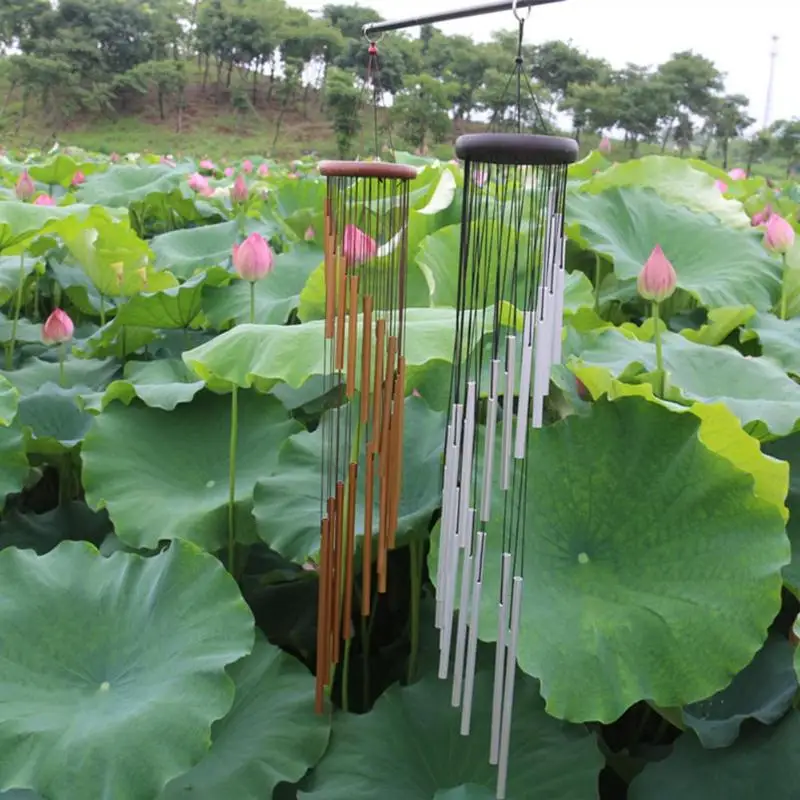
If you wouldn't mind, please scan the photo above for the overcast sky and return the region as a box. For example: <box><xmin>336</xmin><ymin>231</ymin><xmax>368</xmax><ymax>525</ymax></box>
<box><xmin>297</xmin><ymin>0</ymin><xmax>799</xmax><ymax>125</ymax></box>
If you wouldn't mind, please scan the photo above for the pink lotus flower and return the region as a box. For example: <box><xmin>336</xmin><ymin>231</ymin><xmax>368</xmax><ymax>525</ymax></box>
<box><xmin>199</xmin><ymin>159</ymin><xmax>215</xmax><ymax>171</ymax></box>
<box><xmin>257</xmin><ymin>163</ymin><xmax>269</xmax><ymax>177</ymax></box>
<box><xmin>304</xmin><ymin>226</ymin><xmax>315</xmax><ymax>241</ymax></box>
<box><xmin>598</xmin><ymin>136</ymin><xmax>612</xmax><ymax>154</ymax></box>
<box><xmin>637</xmin><ymin>244</ymin><xmax>677</xmax><ymax>303</ymax></box>
<box><xmin>728</xmin><ymin>168</ymin><xmax>747</xmax><ymax>180</ymax></box>
<box><xmin>714</xmin><ymin>180</ymin><xmax>728</xmax><ymax>193</ymax></box>
<box><xmin>764</xmin><ymin>214</ymin><xmax>796</xmax><ymax>255</ymax></box>
<box><xmin>42</xmin><ymin>309</ymin><xmax>74</xmax><ymax>344</ymax></box>
<box><xmin>233</xmin><ymin>232</ymin><xmax>274</xmax><ymax>281</ymax></box>
<box><xmin>751</xmin><ymin>205</ymin><xmax>773</xmax><ymax>227</ymax></box>
<box><xmin>242</xmin><ymin>159</ymin><xmax>254</xmax><ymax>174</ymax></box>
<box><xmin>230</xmin><ymin>174</ymin><xmax>248</xmax><ymax>204</ymax></box>
<box><xmin>342</xmin><ymin>224</ymin><xmax>377</xmax><ymax>266</ymax></box>
<box><xmin>15</xmin><ymin>170</ymin><xmax>34</xmax><ymax>201</ymax></box>
<box><xmin>188</xmin><ymin>172</ymin><xmax>213</xmax><ymax>196</ymax></box>
<box><xmin>34</xmin><ymin>194</ymin><xmax>55</xmax><ymax>206</ymax></box>
<box><xmin>110</xmin><ymin>152</ymin><xmax>120</xmax><ymax>163</ymax></box>
<box><xmin>71</xmin><ymin>171</ymin><xmax>85</xmax><ymax>187</ymax></box>
<box><xmin>224</xmin><ymin>167</ymin><xmax>234</xmax><ymax>177</ymax></box>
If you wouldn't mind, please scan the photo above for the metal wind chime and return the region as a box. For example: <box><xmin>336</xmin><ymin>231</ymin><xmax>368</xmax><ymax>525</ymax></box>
<box><xmin>314</xmin><ymin>160</ymin><xmax>416</xmax><ymax>713</ymax></box>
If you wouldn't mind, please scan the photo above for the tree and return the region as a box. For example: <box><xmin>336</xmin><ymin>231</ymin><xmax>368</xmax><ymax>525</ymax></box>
<box><xmin>562</xmin><ymin>82</ymin><xmax>621</xmax><ymax>140</ymax></box>
<box><xmin>710</xmin><ymin>94</ymin><xmax>754</xmax><ymax>169</ymax></box>
<box><xmin>613</xmin><ymin>66</ymin><xmax>673</xmax><ymax>156</ymax></box>
<box><xmin>770</xmin><ymin>118</ymin><xmax>800</xmax><ymax>177</ymax></box>
<box><xmin>325</xmin><ymin>66</ymin><xmax>361</xmax><ymax>157</ymax></box>
<box><xmin>391</xmin><ymin>74</ymin><xmax>456</xmax><ymax>152</ymax></box>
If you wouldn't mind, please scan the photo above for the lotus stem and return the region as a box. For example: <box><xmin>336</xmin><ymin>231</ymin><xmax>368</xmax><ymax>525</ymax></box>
<box><xmin>779</xmin><ymin>254</ymin><xmax>788</xmax><ymax>320</ymax></box>
<box><xmin>652</xmin><ymin>301</ymin><xmax>665</xmax><ymax>397</ymax></box>
<box><xmin>59</xmin><ymin>343</ymin><xmax>66</xmax><ymax>387</ymax></box>
<box><xmin>249</xmin><ymin>281</ymin><xmax>255</xmax><ymax>324</ymax></box>
<box><xmin>227</xmin><ymin>384</ymin><xmax>239</xmax><ymax>576</ymax></box>
<box><xmin>6</xmin><ymin>253</ymin><xmax>26</xmax><ymax>370</ymax></box>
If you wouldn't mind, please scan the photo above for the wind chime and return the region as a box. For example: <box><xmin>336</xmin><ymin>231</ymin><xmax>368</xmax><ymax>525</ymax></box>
<box><xmin>431</xmin><ymin>4</ymin><xmax>577</xmax><ymax>799</ymax></box>
<box><xmin>314</xmin><ymin>159</ymin><xmax>416</xmax><ymax>713</ymax></box>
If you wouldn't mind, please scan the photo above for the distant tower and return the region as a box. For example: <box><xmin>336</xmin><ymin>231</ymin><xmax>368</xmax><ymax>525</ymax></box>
<box><xmin>763</xmin><ymin>35</ymin><xmax>779</xmax><ymax>128</ymax></box>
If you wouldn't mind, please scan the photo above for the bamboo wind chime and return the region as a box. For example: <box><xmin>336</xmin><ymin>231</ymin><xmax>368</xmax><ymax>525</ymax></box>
<box><xmin>315</xmin><ymin>161</ymin><xmax>416</xmax><ymax>713</ymax></box>
<box><xmin>435</xmin><ymin>133</ymin><xmax>578</xmax><ymax>798</ymax></box>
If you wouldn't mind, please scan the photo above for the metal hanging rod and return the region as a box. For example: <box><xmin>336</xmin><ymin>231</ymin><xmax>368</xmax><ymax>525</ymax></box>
<box><xmin>362</xmin><ymin>0</ymin><xmax>564</xmax><ymax>37</ymax></box>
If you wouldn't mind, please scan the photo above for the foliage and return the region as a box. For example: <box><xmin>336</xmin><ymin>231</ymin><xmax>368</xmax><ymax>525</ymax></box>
<box><xmin>0</xmin><ymin>141</ymin><xmax>797</xmax><ymax>800</ymax></box>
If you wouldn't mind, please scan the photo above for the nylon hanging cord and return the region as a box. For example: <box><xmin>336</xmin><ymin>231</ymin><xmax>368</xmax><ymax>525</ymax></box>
<box><xmin>515</xmin><ymin>18</ymin><xmax>525</xmax><ymax>133</ymax></box>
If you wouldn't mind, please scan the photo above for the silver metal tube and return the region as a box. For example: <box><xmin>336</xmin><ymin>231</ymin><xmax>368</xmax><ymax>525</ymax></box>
<box><xmin>501</xmin><ymin>336</ymin><xmax>515</xmax><ymax>490</ymax></box>
<box><xmin>461</xmin><ymin>531</ymin><xmax>486</xmax><ymax>735</ymax></box>
<box><xmin>490</xmin><ymin>553</ymin><xmax>512</xmax><ymax>765</ymax></box>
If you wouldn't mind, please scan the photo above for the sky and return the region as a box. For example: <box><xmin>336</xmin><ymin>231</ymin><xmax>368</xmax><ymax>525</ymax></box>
<box><xmin>296</xmin><ymin>0</ymin><xmax>799</xmax><ymax>126</ymax></box>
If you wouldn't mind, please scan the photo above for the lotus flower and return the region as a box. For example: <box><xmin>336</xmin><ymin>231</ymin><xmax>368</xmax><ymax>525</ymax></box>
<box><xmin>34</xmin><ymin>194</ymin><xmax>55</xmax><ymax>206</ymax></box>
<box><xmin>714</xmin><ymin>180</ymin><xmax>728</xmax><ymax>193</ymax></box>
<box><xmin>110</xmin><ymin>152</ymin><xmax>120</xmax><ymax>163</ymax></box>
<box><xmin>199</xmin><ymin>159</ymin><xmax>215</xmax><ymax>171</ymax></box>
<box><xmin>257</xmin><ymin>163</ymin><xmax>269</xmax><ymax>177</ymax></box>
<box><xmin>15</xmin><ymin>170</ymin><xmax>34</xmax><ymax>201</ymax></box>
<box><xmin>636</xmin><ymin>245</ymin><xmax>677</xmax><ymax>303</ymax></box>
<box><xmin>598</xmin><ymin>136</ymin><xmax>612</xmax><ymax>154</ymax></box>
<box><xmin>728</xmin><ymin>168</ymin><xmax>747</xmax><ymax>180</ymax></box>
<box><xmin>42</xmin><ymin>309</ymin><xmax>74</xmax><ymax>344</ymax></box>
<box><xmin>304</xmin><ymin>226</ymin><xmax>315</xmax><ymax>241</ymax></box>
<box><xmin>188</xmin><ymin>172</ymin><xmax>212</xmax><ymax>196</ymax></box>
<box><xmin>242</xmin><ymin>159</ymin><xmax>254</xmax><ymax>174</ymax></box>
<box><xmin>230</xmin><ymin>174</ymin><xmax>248</xmax><ymax>204</ymax></box>
<box><xmin>71</xmin><ymin>171</ymin><xmax>85</xmax><ymax>187</ymax></box>
<box><xmin>763</xmin><ymin>214</ymin><xmax>796</xmax><ymax>254</ymax></box>
<box><xmin>751</xmin><ymin>205</ymin><xmax>773</xmax><ymax>227</ymax></box>
<box><xmin>224</xmin><ymin>167</ymin><xmax>234</xmax><ymax>177</ymax></box>
<box><xmin>233</xmin><ymin>232</ymin><xmax>274</xmax><ymax>281</ymax></box>
<box><xmin>342</xmin><ymin>224</ymin><xmax>377</xmax><ymax>266</ymax></box>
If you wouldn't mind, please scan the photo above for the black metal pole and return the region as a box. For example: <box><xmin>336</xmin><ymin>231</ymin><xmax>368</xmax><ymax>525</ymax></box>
<box><xmin>362</xmin><ymin>0</ymin><xmax>564</xmax><ymax>37</ymax></box>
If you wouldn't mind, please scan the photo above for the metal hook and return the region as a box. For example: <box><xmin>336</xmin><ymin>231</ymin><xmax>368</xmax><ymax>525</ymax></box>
<box><xmin>511</xmin><ymin>0</ymin><xmax>531</xmax><ymax>22</ymax></box>
<box><xmin>362</xmin><ymin>27</ymin><xmax>385</xmax><ymax>44</ymax></box>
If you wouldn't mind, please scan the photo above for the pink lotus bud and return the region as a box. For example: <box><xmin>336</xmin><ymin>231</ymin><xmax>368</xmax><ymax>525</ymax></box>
<box><xmin>763</xmin><ymin>214</ymin><xmax>796</xmax><ymax>255</ymax></box>
<box><xmin>411</xmin><ymin>388</ymin><xmax>422</xmax><ymax>398</ymax></box>
<box><xmin>199</xmin><ymin>159</ymin><xmax>215</xmax><ymax>171</ymax></box>
<box><xmin>230</xmin><ymin>174</ymin><xmax>248</xmax><ymax>204</ymax></box>
<box><xmin>257</xmin><ymin>163</ymin><xmax>269</xmax><ymax>177</ymax></box>
<box><xmin>224</xmin><ymin>167</ymin><xmax>234</xmax><ymax>177</ymax></box>
<box><xmin>42</xmin><ymin>308</ymin><xmax>74</xmax><ymax>344</ymax></box>
<box><xmin>188</xmin><ymin>172</ymin><xmax>211</xmax><ymax>194</ymax></box>
<box><xmin>110</xmin><ymin>152</ymin><xmax>120</xmax><ymax>163</ymax></box>
<box><xmin>714</xmin><ymin>180</ymin><xmax>728</xmax><ymax>193</ymax></box>
<box><xmin>342</xmin><ymin>224</ymin><xmax>377</xmax><ymax>267</ymax></box>
<box><xmin>232</xmin><ymin>232</ymin><xmax>274</xmax><ymax>281</ymax></box>
<box><xmin>728</xmin><ymin>168</ymin><xmax>747</xmax><ymax>180</ymax></box>
<box><xmin>751</xmin><ymin>205</ymin><xmax>773</xmax><ymax>227</ymax></box>
<box><xmin>598</xmin><ymin>136</ymin><xmax>612</xmax><ymax>154</ymax></box>
<box><xmin>71</xmin><ymin>171</ymin><xmax>85</xmax><ymax>187</ymax></box>
<box><xmin>242</xmin><ymin>159</ymin><xmax>254</xmax><ymax>173</ymax></box>
<box><xmin>636</xmin><ymin>244</ymin><xmax>677</xmax><ymax>303</ymax></box>
<box><xmin>15</xmin><ymin>170</ymin><xmax>35</xmax><ymax>201</ymax></box>
<box><xmin>304</xmin><ymin>226</ymin><xmax>315</xmax><ymax>241</ymax></box>
<box><xmin>34</xmin><ymin>194</ymin><xmax>55</xmax><ymax>206</ymax></box>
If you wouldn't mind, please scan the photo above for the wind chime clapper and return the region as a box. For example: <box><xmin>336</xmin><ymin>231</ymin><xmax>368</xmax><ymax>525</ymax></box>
<box><xmin>436</xmin><ymin>133</ymin><xmax>578</xmax><ymax>799</ymax></box>
<box><xmin>314</xmin><ymin>160</ymin><xmax>415</xmax><ymax>714</ymax></box>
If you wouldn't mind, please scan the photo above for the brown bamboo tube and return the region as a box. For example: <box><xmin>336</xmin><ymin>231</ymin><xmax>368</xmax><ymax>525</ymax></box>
<box><xmin>362</xmin><ymin>450</ymin><xmax>375</xmax><ymax>615</ymax></box>
<box><xmin>332</xmin><ymin>480</ymin><xmax>345</xmax><ymax>664</ymax></box>
<box><xmin>335</xmin><ymin>255</ymin><xmax>347</xmax><ymax>371</ymax></box>
<box><xmin>380</xmin><ymin>336</ymin><xmax>397</xmax><ymax>460</ymax></box>
<box><xmin>377</xmin><ymin>494</ymin><xmax>388</xmax><ymax>595</ymax></box>
<box><xmin>388</xmin><ymin>357</ymin><xmax>406</xmax><ymax>549</ymax></box>
<box><xmin>315</xmin><ymin>516</ymin><xmax>330</xmax><ymax>713</ymax></box>
<box><xmin>346</xmin><ymin>275</ymin><xmax>359</xmax><ymax>398</ymax></box>
<box><xmin>343</xmin><ymin>462</ymin><xmax>358</xmax><ymax>639</ymax></box>
<box><xmin>360</xmin><ymin>296</ymin><xmax>373</xmax><ymax>424</ymax></box>
<box><xmin>372</xmin><ymin>319</ymin><xmax>385</xmax><ymax>441</ymax></box>
<box><xmin>324</xmin><ymin>495</ymin><xmax>336</xmax><ymax>685</ymax></box>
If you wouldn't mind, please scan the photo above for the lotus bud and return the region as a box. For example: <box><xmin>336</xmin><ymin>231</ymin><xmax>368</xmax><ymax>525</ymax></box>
<box><xmin>728</xmin><ymin>168</ymin><xmax>747</xmax><ymax>180</ymax></box>
<box><xmin>342</xmin><ymin>224</ymin><xmax>377</xmax><ymax>267</ymax></box>
<box><xmin>751</xmin><ymin>205</ymin><xmax>773</xmax><ymax>227</ymax></box>
<box><xmin>199</xmin><ymin>159</ymin><xmax>215</xmax><ymax>171</ymax></box>
<box><xmin>257</xmin><ymin>163</ymin><xmax>269</xmax><ymax>177</ymax></box>
<box><xmin>15</xmin><ymin>170</ymin><xmax>35</xmax><ymax>201</ymax></box>
<box><xmin>42</xmin><ymin>308</ymin><xmax>74</xmax><ymax>344</ymax></box>
<box><xmin>242</xmin><ymin>159</ymin><xmax>254</xmax><ymax>174</ymax></box>
<box><xmin>230</xmin><ymin>174</ymin><xmax>249</xmax><ymax>205</ymax></box>
<box><xmin>34</xmin><ymin>194</ymin><xmax>55</xmax><ymax>206</ymax></box>
<box><xmin>232</xmin><ymin>232</ymin><xmax>274</xmax><ymax>281</ymax></box>
<box><xmin>763</xmin><ymin>214</ymin><xmax>796</xmax><ymax>255</ymax></box>
<box><xmin>71</xmin><ymin>171</ymin><xmax>85</xmax><ymax>187</ymax></box>
<box><xmin>636</xmin><ymin>245</ymin><xmax>677</xmax><ymax>303</ymax></box>
<box><xmin>188</xmin><ymin>172</ymin><xmax>212</xmax><ymax>196</ymax></box>
<box><xmin>598</xmin><ymin>136</ymin><xmax>612</xmax><ymax>154</ymax></box>
<box><xmin>304</xmin><ymin>226</ymin><xmax>315</xmax><ymax>241</ymax></box>
<box><xmin>110</xmin><ymin>152</ymin><xmax>120</xmax><ymax>163</ymax></box>
<box><xmin>224</xmin><ymin>167</ymin><xmax>234</xmax><ymax>177</ymax></box>
<box><xmin>411</xmin><ymin>388</ymin><xmax>422</xmax><ymax>398</ymax></box>
<box><xmin>714</xmin><ymin>180</ymin><xmax>728</xmax><ymax>193</ymax></box>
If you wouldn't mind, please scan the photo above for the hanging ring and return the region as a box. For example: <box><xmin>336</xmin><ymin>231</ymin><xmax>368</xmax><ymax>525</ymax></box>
<box><xmin>511</xmin><ymin>0</ymin><xmax>532</xmax><ymax>23</ymax></box>
<box><xmin>362</xmin><ymin>28</ymin><xmax>385</xmax><ymax>45</ymax></box>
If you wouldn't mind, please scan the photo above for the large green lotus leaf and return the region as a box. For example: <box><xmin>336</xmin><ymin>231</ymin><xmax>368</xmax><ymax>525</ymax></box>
<box><xmin>570</xmin><ymin>327</ymin><xmax>800</xmax><ymax>437</ymax></box>
<box><xmin>81</xmin><ymin>390</ymin><xmax>302</xmax><ymax>551</ymax></box>
<box><xmin>580</xmin><ymin>156</ymin><xmax>750</xmax><ymax>228</ymax></box>
<box><xmin>150</xmin><ymin>221</ymin><xmax>239</xmax><ymax>279</ymax></box>
<box><xmin>628</xmin><ymin>710</ymin><xmax>800</xmax><ymax>799</ymax></box>
<box><xmin>116</xmin><ymin>273</ymin><xmax>205</xmax><ymax>329</ymax></box>
<box><xmin>301</xmin><ymin>661</ymin><xmax>602</xmax><ymax>799</ymax></box>
<box><xmin>183</xmin><ymin>308</ymin><xmax>500</xmax><ymax>393</ymax></box>
<box><xmin>0</xmin><ymin>312</ymin><xmax>43</xmax><ymax>346</ymax></box>
<box><xmin>72</xmin><ymin>319</ymin><xmax>162</xmax><ymax>360</ymax></box>
<box><xmin>0</xmin><ymin>203</ymin><xmax>102</xmax><ymax>252</ymax></box>
<box><xmin>0</xmin><ymin>539</ymin><xmax>255</xmax><ymax>800</ymax></box>
<box><xmin>0</xmin><ymin>374</ymin><xmax>19</xmax><ymax>426</ymax></box>
<box><xmin>75</xmin><ymin>164</ymin><xmax>187</xmax><ymax>207</ymax></box>
<box><xmin>566</xmin><ymin>187</ymin><xmax>781</xmax><ymax>310</ymax></box>
<box><xmin>0</xmin><ymin>423</ymin><xmax>29</xmax><ymax>508</ymax></box>
<box><xmin>740</xmin><ymin>312</ymin><xmax>800</xmax><ymax>376</ymax></box>
<box><xmin>159</xmin><ymin>635</ymin><xmax>329</xmax><ymax>800</ymax></box>
<box><xmin>682</xmin><ymin>632</ymin><xmax>797</xmax><ymax>749</ymax></box>
<box><xmin>680</xmin><ymin>306</ymin><xmax>755</xmax><ymax>346</ymax></box>
<box><xmin>431</xmin><ymin>398</ymin><xmax>788</xmax><ymax>723</ymax></box>
<box><xmin>17</xmin><ymin>384</ymin><xmax>92</xmax><ymax>454</ymax></box>
<box><xmin>1</xmin><ymin>356</ymin><xmax>119</xmax><ymax>395</ymax></box>
<box><xmin>83</xmin><ymin>359</ymin><xmax>205</xmax><ymax>412</ymax></box>
<box><xmin>568</xmin><ymin>151</ymin><xmax>610</xmax><ymax>182</ymax></box>
<box><xmin>28</xmin><ymin>155</ymin><xmax>99</xmax><ymax>188</ymax></box>
<box><xmin>202</xmin><ymin>244</ymin><xmax>321</xmax><ymax>327</ymax></box>
<box><xmin>0</xmin><ymin>255</ymin><xmax>36</xmax><ymax>306</ymax></box>
<box><xmin>253</xmin><ymin>395</ymin><xmax>444</xmax><ymax>562</ymax></box>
